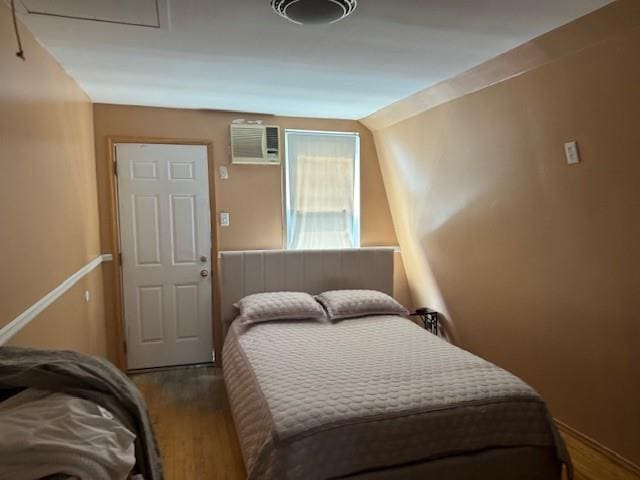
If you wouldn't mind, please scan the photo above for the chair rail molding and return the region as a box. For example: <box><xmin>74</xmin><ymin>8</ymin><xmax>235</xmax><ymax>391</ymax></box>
<box><xmin>0</xmin><ymin>254</ymin><xmax>113</xmax><ymax>345</ymax></box>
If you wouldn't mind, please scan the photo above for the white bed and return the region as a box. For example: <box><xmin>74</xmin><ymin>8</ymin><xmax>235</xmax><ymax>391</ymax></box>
<box><xmin>219</xmin><ymin>248</ymin><xmax>570</xmax><ymax>480</ymax></box>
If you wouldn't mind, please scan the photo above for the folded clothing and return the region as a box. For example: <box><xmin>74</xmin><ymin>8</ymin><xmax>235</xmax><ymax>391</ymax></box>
<box><xmin>0</xmin><ymin>388</ymin><xmax>136</xmax><ymax>480</ymax></box>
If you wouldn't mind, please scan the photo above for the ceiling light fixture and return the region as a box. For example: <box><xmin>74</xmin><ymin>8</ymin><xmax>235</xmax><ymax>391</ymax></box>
<box><xmin>271</xmin><ymin>0</ymin><xmax>357</xmax><ymax>25</ymax></box>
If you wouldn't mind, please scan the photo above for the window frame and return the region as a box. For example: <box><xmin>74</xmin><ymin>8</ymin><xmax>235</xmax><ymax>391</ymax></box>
<box><xmin>283</xmin><ymin>129</ymin><xmax>361</xmax><ymax>250</ymax></box>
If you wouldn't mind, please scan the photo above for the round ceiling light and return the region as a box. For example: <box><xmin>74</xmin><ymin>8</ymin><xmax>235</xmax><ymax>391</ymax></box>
<box><xmin>271</xmin><ymin>0</ymin><xmax>357</xmax><ymax>25</ymax></box>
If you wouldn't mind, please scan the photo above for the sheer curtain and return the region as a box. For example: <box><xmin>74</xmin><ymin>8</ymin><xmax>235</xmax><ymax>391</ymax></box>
<box><xmin>285</xmin><ymin>131</ymin><xmax>359</xmax><ymax>250</ymax></box>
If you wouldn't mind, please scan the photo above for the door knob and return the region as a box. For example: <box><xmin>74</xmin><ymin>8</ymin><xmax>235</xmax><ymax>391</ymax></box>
<box><xmin>200</xmin><ymin>255</ymin><xmax>208</xmax><ymax>262</ymax></box>
<box><xmin>200</xmin><ymin>269</ymin><xmax>209</xmax><ymax>278</ymax></box>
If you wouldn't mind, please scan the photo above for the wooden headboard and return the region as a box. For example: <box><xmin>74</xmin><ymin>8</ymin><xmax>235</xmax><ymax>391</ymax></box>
<box><xmin>218</xmin><ymin>248</ymin><xmax>395</xmax><ymax>338</ymax></box>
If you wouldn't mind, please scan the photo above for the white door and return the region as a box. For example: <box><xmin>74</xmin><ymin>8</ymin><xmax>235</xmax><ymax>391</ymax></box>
<box><xmin>116</xmin><ymin>143</ymin><xmax>213</xmax><ymax>370</ymax></box>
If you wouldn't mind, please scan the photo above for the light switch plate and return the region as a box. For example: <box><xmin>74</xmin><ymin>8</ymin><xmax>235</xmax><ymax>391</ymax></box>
<box><xmin>564</xmin><ymin>141</ymin><xmax>580</xmax><ymax>165</ymax></box>
<box><xmin>220</xmin><ymin>212</ymin><xmax>230</xmax><ymax>227</ymax></box>
<box><xmin>219</xmin><ymin>165</ymin><xmax>229</xmax><ymax>180</ymax></box>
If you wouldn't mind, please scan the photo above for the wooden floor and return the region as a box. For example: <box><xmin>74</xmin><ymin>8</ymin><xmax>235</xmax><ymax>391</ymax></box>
<box><xmin>561</xmin><ymin>429</ymin><xmax>639</xmax><ymax>480</ymax></box>
<box><xmin>132</xmin><ymin>367</ymin><xmax>638</xmax><ymax>480</ymax></box>
<box><xmin>131</xmin><ymin>366</ymin><xmax>245</xmax><ymax>480</ymax></box>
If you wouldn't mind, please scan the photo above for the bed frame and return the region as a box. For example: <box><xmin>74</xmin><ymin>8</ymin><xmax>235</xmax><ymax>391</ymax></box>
<box><xmin>218</xmin><ymin>247</ymin><xmax>563</xmax><ymax>480</ymax></box>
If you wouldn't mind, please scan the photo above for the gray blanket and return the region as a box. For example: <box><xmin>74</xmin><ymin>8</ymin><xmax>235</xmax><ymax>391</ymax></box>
<box><xmin>0</xmin><ymin>347</ymin><xmax>162</xmax><ymax>480</ymax></box>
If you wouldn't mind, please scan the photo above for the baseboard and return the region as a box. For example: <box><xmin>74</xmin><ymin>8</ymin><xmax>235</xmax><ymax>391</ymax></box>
<box><xmin>128</xmin><ymin>362</ymin><xmax>215</xmax><ymax>375</ymax></box>
<box><xmin>555</xmin><ymin>418</ymin><xmax>640</xmax><ymax>477</ymax></box>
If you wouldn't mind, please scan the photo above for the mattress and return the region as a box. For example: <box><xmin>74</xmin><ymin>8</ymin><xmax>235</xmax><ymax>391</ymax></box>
<box><xmin>223</xmin><ymin>315</ymin><xmax>570</xmax><ymax>479</ymax></box>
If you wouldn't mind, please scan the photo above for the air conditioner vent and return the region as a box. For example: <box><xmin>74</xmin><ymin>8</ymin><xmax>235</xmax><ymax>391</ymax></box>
<box><xmin>232</xmin><ymin>127</ymin><xmax>264</xmax><ymax>159</ymax></box>
<box><xmin>266</xmin><ymin>127</ymin><xmax>279</xmax><ymax>153</ymax></box>
<box><xmin>230</xmin><ymin>124</ymin><xmax>281</xmax><ymax>165</ymax></box>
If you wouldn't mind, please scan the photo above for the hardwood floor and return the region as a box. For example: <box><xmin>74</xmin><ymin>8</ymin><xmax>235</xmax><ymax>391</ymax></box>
<box><xmin>560</xmin><ymin>427</ymin><xmax>639</xmax><ymax>480</ymax></box>
<box><xmin>131</xmin><ymin>366</ymin><xmax>245</xmax><ymax>480</ymax></box>
<box><xmin>132</xmin><ymin>366</ymin><xmax>639</xmax><ymax>480</ymax></box>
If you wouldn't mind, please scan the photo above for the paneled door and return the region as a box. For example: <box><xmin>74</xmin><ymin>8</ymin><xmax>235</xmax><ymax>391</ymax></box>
<box><xmin>116</xmin><ymin>143</ymin><xmax>213</xmax><ymax>370</ymax></box>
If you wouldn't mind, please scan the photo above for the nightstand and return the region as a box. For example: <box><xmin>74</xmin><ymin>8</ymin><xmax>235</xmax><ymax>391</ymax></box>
<box><xmin>411</xmin><ymin>308</ymin><xmax>440</xmax><ymax>336</ymax></box>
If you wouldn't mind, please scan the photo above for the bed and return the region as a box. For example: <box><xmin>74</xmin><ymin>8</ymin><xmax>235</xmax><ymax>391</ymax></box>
<box><xmin>220</xmin><ymin>248</ymin><xmax>570</xmax><ymax>480</ymax></box>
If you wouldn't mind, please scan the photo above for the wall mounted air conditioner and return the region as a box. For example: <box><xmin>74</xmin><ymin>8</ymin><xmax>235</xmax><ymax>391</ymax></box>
<box><xmin>230</xmin><ymin>124</ymin><xmax>281</xmax><ymax>165</ymax></box>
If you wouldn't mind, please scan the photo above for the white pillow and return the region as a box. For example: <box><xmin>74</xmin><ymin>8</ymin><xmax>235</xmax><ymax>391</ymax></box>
<box><xmin>316</xmin><ymin>289</ymin><xmax>409</xmax><ymax>320</ymax></box>
<box><xmin>234</xmin><ymin>291</ymin><xmax>326</xmax><ymax>326</ymax></box>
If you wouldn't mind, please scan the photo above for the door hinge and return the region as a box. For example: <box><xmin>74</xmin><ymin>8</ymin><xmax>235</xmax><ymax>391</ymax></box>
<box><xmin>123</xmin><ymin>339</ymin><xmax>127</xmax><ymax>354</ymax></box>
<box><xmin>118</xmin><ymin>252</ymin><xmax>123</xmax><ymax>265</ymax></box>
<box><xmin>113</xmin><ymin>160</ymin><xmax>118</xmax><ymax>176</ymax></box>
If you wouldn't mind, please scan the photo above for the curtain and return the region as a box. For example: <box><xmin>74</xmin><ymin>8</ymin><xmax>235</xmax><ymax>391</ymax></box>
<box><xmin>286</xmin><ymin>132</ymin><xmax>358</xmax><ymax>250</ymax></box>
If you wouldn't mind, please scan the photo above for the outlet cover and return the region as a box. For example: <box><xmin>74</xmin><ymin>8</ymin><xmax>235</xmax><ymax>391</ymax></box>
<box><xmin>564</xmin><ymin>141</ymin><xmax>580</xmax><ymax>165</ymax></box>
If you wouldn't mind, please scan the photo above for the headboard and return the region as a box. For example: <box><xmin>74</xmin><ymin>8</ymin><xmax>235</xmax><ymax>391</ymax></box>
<box><xmin>219</xmin><ymin>247</ymin><xmax>394</xmax><ymax>338</ymax></box>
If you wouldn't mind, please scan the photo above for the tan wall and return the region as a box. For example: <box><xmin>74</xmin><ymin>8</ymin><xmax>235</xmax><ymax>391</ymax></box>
<box><xmin>8</xmin><ymin>269</ymin><xmax>107</xmax><ymax>353</ymax></box>
<box><xmin>92</xmin><ymin>105</ymin><xmax>412</xmax><ymax>358</ymax></box>
<box><xmin>370</xmin><ymin>15</ymin><xmax>640</xmax><ymax>466</ymax></box>
<box><xmin>0</xmin><ymin>4</ymin><xmax>106</xmax><ymax>356</ymax></box>
<box><xmin>93</xmin><ymin>105</ymin><xmax>399</xmax><ymax>251</ymax></box>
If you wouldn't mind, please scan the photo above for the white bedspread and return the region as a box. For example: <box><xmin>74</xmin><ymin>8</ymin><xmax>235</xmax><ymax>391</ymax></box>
<box><xmin>223</xmin><ymin>315</ymin><xmax>570</xmax><ymax>479</ymax></box>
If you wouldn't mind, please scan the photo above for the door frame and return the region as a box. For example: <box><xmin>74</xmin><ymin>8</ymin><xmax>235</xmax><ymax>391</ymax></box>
<box><xmin>105</xmin><ymin>136</ymin><xmax>220</xmax><ymax>371</ymax></box>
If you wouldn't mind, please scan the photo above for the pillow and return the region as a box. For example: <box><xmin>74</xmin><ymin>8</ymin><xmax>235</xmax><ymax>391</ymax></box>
<box><xmin>234</xmin><ymin>291</ymin><xmax>326</xmax><ymax>326</ymax></box>
<box><xmin>316</xmin><ymin>289</ymin><xmax>409</xmax><ymax>321</ymax></box>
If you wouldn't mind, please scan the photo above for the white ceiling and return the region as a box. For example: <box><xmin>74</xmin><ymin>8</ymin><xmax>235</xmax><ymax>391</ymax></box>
<box><xmin>16</xmin><ymin>0</ymin><xmax>612</xmax><ymax>119</ymax></box>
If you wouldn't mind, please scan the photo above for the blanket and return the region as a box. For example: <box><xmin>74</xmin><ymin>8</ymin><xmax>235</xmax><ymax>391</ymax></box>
<box><xmin>0</xmin><ymin>347</ymin><xmax>162</xmax><ymax>480</ymax></box>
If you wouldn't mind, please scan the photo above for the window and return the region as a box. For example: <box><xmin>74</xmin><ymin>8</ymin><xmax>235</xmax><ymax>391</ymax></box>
<box><xmin>285</xmin><ymin>130</ymin><xmax>360</xmax><ymax>250</ymax></box>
